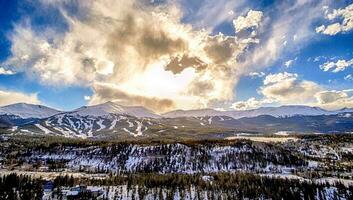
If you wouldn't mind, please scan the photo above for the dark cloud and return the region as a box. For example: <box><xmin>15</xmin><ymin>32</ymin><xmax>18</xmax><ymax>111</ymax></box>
<box><xmin>203</xmin><ymin>36</ymin><xmax>238</xmax><ymax>64</ymax></box>
<box><xmin>92</xmin><ymin>83</ymin><xmax>175</xmax><ymax>113</ymax></box>
<box><xmin>106</xmin><ymin>13</ymin><xmax>187</xmax><ymax>70</ymax></box>
<box><xmin>186</xmin><ymin>80</ymin><xmax>214</xmax><ymax>97</ymax></box>
<box><xmin>165</xmin><ymin>54</ymin><xmax>207</xmax><ymax>74</ymax></box>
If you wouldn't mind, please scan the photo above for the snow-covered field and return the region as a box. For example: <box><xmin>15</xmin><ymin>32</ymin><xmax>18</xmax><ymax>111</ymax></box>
<box><xmin>226</xmin><ymin>135</ymin><xmax>298</xmax><ymax>143</ymax></box>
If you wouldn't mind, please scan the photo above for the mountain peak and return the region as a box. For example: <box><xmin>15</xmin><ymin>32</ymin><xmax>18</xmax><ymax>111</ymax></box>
<box><xmin>163</xmin><ymin>108</ymin><xmax>221</xmax><ymax>118</ymax></box>
<box><xmin>72</xmin><ymin>102</ymin><xmax>160</xmax><ymax>118</ymax></box>
<box><xmin>0</xmin><ymin>103</ymin><xmax>61</xmax><ymax>119</ymax></box>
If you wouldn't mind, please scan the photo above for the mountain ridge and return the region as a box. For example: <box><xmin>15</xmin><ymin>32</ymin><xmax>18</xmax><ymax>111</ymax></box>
<box><xmin>0</xmin><ymin>103</ymin><xmax>61</xmax><ymax>119</ymax></box>
<box><xmin>2</xmin><ymin>102</ymin><xmax>353</xmax><ymax>138</ymax></box>
<box><xmin>1</xmin><ymin>102</ymin><xmax>352</xmax><ymax>120</ymax></box>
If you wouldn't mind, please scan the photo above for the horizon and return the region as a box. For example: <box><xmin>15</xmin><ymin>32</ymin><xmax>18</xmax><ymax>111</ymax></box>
<box><xmin>0</xmin><ymin>1</ymin><xmax>352</xmax><ymax>113</ymax></box>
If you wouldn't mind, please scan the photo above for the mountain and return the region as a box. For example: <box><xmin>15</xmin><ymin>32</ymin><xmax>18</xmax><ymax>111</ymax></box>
<box><xmin>163</xmin><ymin>105</ymin><xmax>334</xmax><ymax>119</ymax></box>
<box><xmin>1</xmin><ymin>102</ymin><xmax>160</xmax><ymax>138</ymax></box>
<box><xmin>2</xmin><ymin>102</ymin><xmax>353</xmax><ymax>139</ymax></box>
<box><xmin>71</xmin><ymin>101</ymin><xmax>161</xmax><ymax>118</ymax></box>
<box><xmin>226</xmin><ymin>105</ymin><xmax>333</xmax><ymax>119</ymax></box>
<box><xmin>163</xmin><ymin>108</ymin><xmax>223</xmax><ymax>118</ymax></box>
<box><xmin>0</xmin><ymin>103</ymin><xmax>61</xmax><ymax>119</ymax></box>
<box><xmin>32</xmin><ymin>113</ymin><xmax>156</xmax><ymax>138</ymax></box>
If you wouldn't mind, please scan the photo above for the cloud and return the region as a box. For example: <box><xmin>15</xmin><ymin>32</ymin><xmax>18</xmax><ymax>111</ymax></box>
<box><xmin>89</xmin><ymin>82</ymin><xmax>175</xmax><ymax>113</ymax></box>
<box><xmin>236</xmin><ymin>1</ymin><xmax>329</xmax><ymax>76</ymax></box>
<box><xmin>236</xmin><ymin>72</ymin><xmax>353</xmax><ymax>110</ymax></box>
<box><xmin>232</xmin><ymin>72</ymin><xmax>321</xmax><ymax>110</ymax></box>
<box><xmin>4</xmin><ymin>1</ymin><xmax>266</xmax><ymax>111</ymax></box>
<box><xmin>263</xmin><ymin>72</ymin><xmax>297</xmax><ymax>85</ymax></box>
<box><xmin>314</xmin><ymin>90</ymin><xmax>353</xmax><ymax>110</ymax></box>
<box><xmin>0</xmin><ymin>68</ymin><xmax>15</xmax><ymax>75</ymax></box>
<box><xmin>344</xmin><ymin>74</ymin><xmax>353</xmax><ymax>81</ymax></box>
<box><xmin>233</xmin><ymin>10</ymin><xmax>263</xmax><ymax>33</ymax></box>
<box><xmin>320</xmin><ymin>59</ymin><xmax>353</xmax><ymax>72</ymax></box>
<box><xmin>231</xmin><ymin>97</ymin><xmax>273</xmax><ymax>110</ymax></box>
<box><xmin>248</xmin><ymin>72</ymin><xmax>265</xmax><ymax>78</ymax></box>
<box><xmin>284</xmin><ymin>60</ymin><xmax>293</xmax><ymax>68</ymax></box>
<box><xmin>316</xmin><ymin>3</ymin><xmax>353</xmax><ymax>35</ymax></box>
<box><xmin>0</xmin><ymin>89</ymin><xmax>40</xmax><ymax>106</ymax></box>
<box><xmin>284</xmin><ymin>57</ymin><xmax>297</xmax><ymax>68</ymax></box>
<box><xmin>261</xmin><ymin>72</ymin><xmax>321</xmax><ymax>104</ymax></box>
<box><xmin>3</xmin><ymin>0</ymin><xmax>336</xmax><ymax>112</ymax></box>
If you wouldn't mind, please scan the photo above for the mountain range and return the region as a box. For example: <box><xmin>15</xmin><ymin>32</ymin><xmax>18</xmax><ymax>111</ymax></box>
<box><xmin>1</xmin><ymin>102</ymin><xmax>353</xmax><ymax>139</ymax></box>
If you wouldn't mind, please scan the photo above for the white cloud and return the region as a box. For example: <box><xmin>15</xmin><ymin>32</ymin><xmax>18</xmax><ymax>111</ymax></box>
<box><xmin>231</xmin><ymin>97</ymin><xmax>273</xmax><ymax>110</ymax></box>
<box><xmin>248</xmin><ymin>71</ymin><xmax>265</xmax><ymax>78</ymax></box>
<box><xmin>320</xmin><ymin>59</ymin><xmax>353</xmax><ymax>72</ymax></box>
<box><xmin>233</xmin><ymin>10</ymin><xmax>263</xmax><ymax>33</ymax></box>
<box><xmin>263</xmin><ymin>72</ymin><xmax>297</xmax><ymax>85</ymax></box>
<box><xmin>237</xmin><ymin>72</ymin><xmax>353</xmax><ymax>110</ymax></box>
<box><xmin>261</xmin><ymin>80</ymin><xmax>320</xmax><ymax>105</ymax></box>
<box><xmin>344</xmin><ymin>74</ymin><xmax>353</xmax><ymax>81</ymax></box>
<box><xmin>84</xmin><ymin>96</ymin><xmax>91</xmax><ymax>101</ymax></box>
<box><xmin>260</xmin><ymin>72</ymin><xmax>321</xmax><ymax>105</ymax></box>
<box><xmin>237</xmin><ymin>0</ymin><xmax>329</xmax><ymax>76</ymax></box>
<box><xmin>0</xmin><ymin>67</ymin><xmax>15</xmax><ymax>75</ymax></box>
<box><xmin>314</xmin><ymin>90</ymin><xmax>353</xmax><ymax>110</ymax></box>
<box><xmin>284</xmin><ymin>57</ymin><xmax>297</xmax><ymax>68</ymax></box>
<box><xmin>284</xmin><ymin>60</ymin><xmax>293</xmax><ymax>68</ymax></box>
<box><xmin>313</xmin><ymin>56</ymin><xmax>327</xmax><ymax>62</ymax></box>
<box><xmin>0</xmin><ymin>89</ymin><xmax>40</xmax><ymax>106</ymax></box>
<box><xmin>316</xmin><ymin>3</ymin><xmax>353</xmax><ymax>35</ymax></box>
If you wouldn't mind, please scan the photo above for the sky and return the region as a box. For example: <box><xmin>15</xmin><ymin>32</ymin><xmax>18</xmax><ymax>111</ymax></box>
<box><xmin>0</xmin><ymin>0</ymin><xmax>353</xmax><ymax>112</ymax></box>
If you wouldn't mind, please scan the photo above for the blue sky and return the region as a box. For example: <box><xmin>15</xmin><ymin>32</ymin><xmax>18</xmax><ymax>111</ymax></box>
<box><xmin>0</xmin><ymin>0</ymin><xmax>353</xmax><ymax>112</ymax></box>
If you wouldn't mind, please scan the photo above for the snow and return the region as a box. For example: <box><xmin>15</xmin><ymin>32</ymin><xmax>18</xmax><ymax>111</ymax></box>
<box><xmin>341</xmin><ymin>147</ymin><xmax>353</xmax><ymax>153</ymax></box>
<box><xmin>35</xmin><ymin>124</ymin><xmax>52</xmax><ymax>134</ymax></box>
<box><xmin>25</xmin><ymin>143</ymin><xmax>303</xmax><ymax>174</ymax></box>
<box><xmin>274</xmin><ymin>131</ymin><xmax>292</xmax><ymax>136</ymax></box>
<box><xmin>9</xmin><ymin>126</ymin><xmax>18</xmax><ymax>132</ymax></box>
<box><xmin>162</xmin><ymin>105</ymin><xmax>345</xmax><ymax>119</ymax></box>
<box><xmin>163</xmin><ymin>108</ymin><xmax>223</xmax><ymax>118</ymax></box>
<box><xmin>123</xmin><ymin>128</ymin><xmax>135</xmax><ymax>136</ymax></box>
<box><xmin>126</xmin><ymin>119</ymin><xmax>134</xmax><ymax>127</ymax></box>
<box><xmin>96</xmin><ymin>119</ymin><xmax>105</xmax><ymax>131</ymax></box>
<box><xmin>308</xmin><ymin>160</ymin><xmax>319</xmax><ymax>168</ymax></box>
<box><xmin>109</xmin><ymin>117</ymin><xmax>121</xmax><ymax>130</ymax></box>
<box><xmin>0</xmin><ymin>103</ymin><xmax>60</xmax><ymax>119</ymax></box>
<box><xmin>71</xmin><ymin>101</ymin><xmax>160</xmax><ymax>118</ymax></box>
<box><xmin>226</xmin><ymin>135</ymin><xmax>298</xmax><ymax>143</ymax></box>
<box><xmin>227</xmin><ymin>105</ymin><xmax>334</xmax><ymax>119</ymax></box>
<box><xmin>208</xmin><ymin>117</ymin><xmax>213</xmax><ymax>124</ymax></box>
<box><xmin>123</xmin><ymin>106</ymin><xmax>161</xmax><ymax>118</ymax></box>
<box><xmin>135</xmin><ymin>120</ymin><xmax>143</xmax><ymax>136</ymax></box>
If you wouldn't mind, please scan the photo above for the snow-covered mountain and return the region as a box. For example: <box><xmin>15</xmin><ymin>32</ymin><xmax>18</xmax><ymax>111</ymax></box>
<box><xmin>35</xmin><ymin>113</ymin><xmax>156</xmax><ymax>138</ymax></box>
<box><xmin>5</xmin><ymin>102</ymin><xmax>161</xmax><ymax>138</ymax></box>
<box><xmin>70</xmin><ymin>101</ymin><xmax>161</xmax><ymax>118</ymax></box>
<box><xmin>163</xmin><ymin>108</ymin><xmax>223</xmax><ymax>118</ymax></box>
<box><xmin>3</xmin><ymin>102</ymin><xmax>353</xmax><ymax>138</ymax></box>
<box><xmin>163</xmin><ymin>105</ymin><xmax>335</xmax><ymax>119</ymax></box>
<box><xmin>0</xmin><ymin>103</ymin><xmax>61</xmax><ymax>119</ymax></box>
<box><xmin>226</xmin><ymin>105</ymin><xmax>333</xmax><ymax>119</ymax></box>
<box><xmin>0</xmin><ymin>102</ymin><xmax>345</xmax><ymax>121</ymax></box>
